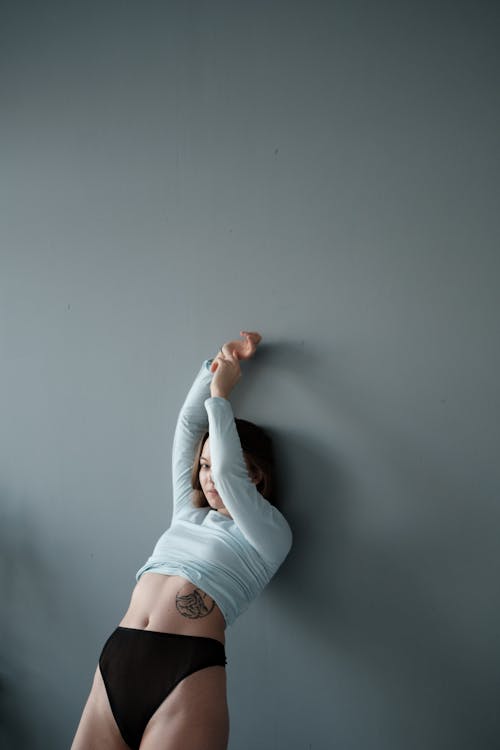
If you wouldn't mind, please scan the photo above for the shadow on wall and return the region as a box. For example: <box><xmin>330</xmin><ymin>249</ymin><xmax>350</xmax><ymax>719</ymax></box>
<box><xmin>271</xmin><ymin>426</ymin><xmax>349</xmax><ymax>645</ymax></box>
<box><xmin>0</xmin><ymin>499</ymin><xmax>40</xmax><ymax>746</ymax></box>
<box><xmin>259</xmin><ymin>340</ymin><xmax>499</xmax><ymax>743</ymax></box>
<box><xmin>0</xmin><ymin>661</ymin><xmax>32</xmax><ymax>748</ymax></box>
<box><xmin>251</xmin><ymin>341</ymin><xmax>351</xmax><ymax>644</ymax></box>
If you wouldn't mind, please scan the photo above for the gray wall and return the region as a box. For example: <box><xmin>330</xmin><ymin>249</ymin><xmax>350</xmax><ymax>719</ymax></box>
<box><xmin>1</xmin><ymin>1</ymin><xmax>499</xmax><ymax>748</ymax></box>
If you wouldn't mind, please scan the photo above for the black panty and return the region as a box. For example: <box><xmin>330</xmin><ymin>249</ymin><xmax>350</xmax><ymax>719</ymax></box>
<box><xmin>98</xmin><ymin>626</ymin><xmax>227</xmax><ymax>750</ymax></box>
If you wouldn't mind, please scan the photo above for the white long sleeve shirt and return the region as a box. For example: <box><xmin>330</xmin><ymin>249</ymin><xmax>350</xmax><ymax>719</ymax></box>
<box><xmin>136</xmin><ymin>360</ymin><xmax>292</xmax><ymax>625</ymax></box>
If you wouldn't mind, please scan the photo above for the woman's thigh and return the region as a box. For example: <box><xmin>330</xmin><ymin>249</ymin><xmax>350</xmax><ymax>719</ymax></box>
<box><xmin>139</xmin><ymin>665</ymin><xmax>229</xmax><ymax>750</ymax></box>
<box><xmin>70</xmin><ymin>666</ymin><xmax>130</xmax><ymax>750</ymax></box>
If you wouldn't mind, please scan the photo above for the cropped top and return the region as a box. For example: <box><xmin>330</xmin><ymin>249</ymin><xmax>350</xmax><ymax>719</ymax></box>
<box><xmin>136</xmin><ymin>359</ymin><xmax>292</xmax><ymax>625</ymax></box>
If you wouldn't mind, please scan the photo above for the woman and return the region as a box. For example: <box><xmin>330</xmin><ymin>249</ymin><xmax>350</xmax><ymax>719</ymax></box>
<box><xmin>71</xmin><ymin>330</ymin><xmax>292</xmax><ymax>750</ymax></box>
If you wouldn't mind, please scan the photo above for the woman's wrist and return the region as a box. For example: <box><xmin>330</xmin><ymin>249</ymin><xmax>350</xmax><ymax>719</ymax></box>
<box><xmin>210</xmin><ymin>387</ymin><xmax>229</xmax><ymax>399</ymax></box>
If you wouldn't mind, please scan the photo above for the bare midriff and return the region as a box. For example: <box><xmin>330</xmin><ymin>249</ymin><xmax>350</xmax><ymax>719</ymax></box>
<box><xmin>119</xmin><ymin>572</ymin><xmax>226</xmax><ymax>645</ymax></box>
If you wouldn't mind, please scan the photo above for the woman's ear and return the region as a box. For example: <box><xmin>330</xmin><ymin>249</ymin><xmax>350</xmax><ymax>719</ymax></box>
<box><xmin>243</xmin><ymin>453</ymin><xmax>264</xmax><ymax>486</ymax></box>
<box><xmin>250</xmin><ymin>467</ymin><xmax>264</xmax><ymax>485</ymax></box>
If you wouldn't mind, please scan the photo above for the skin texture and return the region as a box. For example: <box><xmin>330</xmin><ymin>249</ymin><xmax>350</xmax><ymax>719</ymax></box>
<box><xmin>70</xmin><ymin>331</ymin><xmax>262</xmax><ymax>750</ymax></box>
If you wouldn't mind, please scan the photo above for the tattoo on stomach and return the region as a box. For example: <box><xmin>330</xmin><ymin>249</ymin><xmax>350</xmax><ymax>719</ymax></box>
<box><xmin>175</xmin><ymin>586</ymin><xmax>216</xmax><ymax>619</ymax></box>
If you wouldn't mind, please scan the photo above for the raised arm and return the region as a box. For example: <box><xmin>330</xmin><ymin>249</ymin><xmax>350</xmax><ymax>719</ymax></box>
<box><xmin>204</xmin><ymin>396</ymin><xmax>292</xmax><ymax>566</ymax></box>
<box><xmin>171</xmin><ymin>360</ymin><xmax>214</xmax><ymax>517</ymax></box>
<box><xmin>204</xmin><ymin>333</ymin><xmax>292</xmax><ymax>565</ymax></box>
<box><xmin>171</xmin><ymin>332</ymin><xmax>262</xmax><ymax>519</ymax></box>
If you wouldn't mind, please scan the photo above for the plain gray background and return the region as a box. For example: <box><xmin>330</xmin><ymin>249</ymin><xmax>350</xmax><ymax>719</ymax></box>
<box><xmin>1</xmin><ymin>1</ymin><xmax>499</xmax><ymax>748</ymax></box>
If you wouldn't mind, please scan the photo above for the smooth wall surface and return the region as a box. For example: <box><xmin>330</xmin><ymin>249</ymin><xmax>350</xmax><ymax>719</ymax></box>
<box><xmin>1</xmin><ymin>1</ymin><xmax>499</xmax><ymax>748</ymax></box>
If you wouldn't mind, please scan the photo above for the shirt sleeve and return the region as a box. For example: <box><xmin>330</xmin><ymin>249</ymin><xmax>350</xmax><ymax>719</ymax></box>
<box><xmin>204</xmin><ymin>396</ymin><xmax>293</xmax><ymax>566</ymax></box>
<box><xmin>171</xmin><ymin>359</ymin><xmax>213</xmax><ymax>518</ymax></box>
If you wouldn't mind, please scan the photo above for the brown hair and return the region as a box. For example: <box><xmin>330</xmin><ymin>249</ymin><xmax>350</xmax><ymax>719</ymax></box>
<box><xmin>191</xmin><ymin>418</ymin><xmax>276</xmax><ymax>508</ymax></box>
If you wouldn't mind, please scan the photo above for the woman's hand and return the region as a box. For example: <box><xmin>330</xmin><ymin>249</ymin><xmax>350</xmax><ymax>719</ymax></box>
<box><xmin>210</xmin><ymin>350</ymin><xmax>242</xmax><ymax>399</ymax></box>
<box><xmin>209</xmin><ymin>331</ymin><xmax>261</xmax><ymax>396</ymax></box>
<box><xmin>210</xmin><ymin>331</ymin><xmax>262</xmax><ymax>373</ymax></box>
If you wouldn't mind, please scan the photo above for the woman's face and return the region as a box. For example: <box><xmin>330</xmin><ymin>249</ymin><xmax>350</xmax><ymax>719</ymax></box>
<box><xmin>199</xmin><ymin>438</ymin><xmax>262</xmax><ymax>516</ymax></box>
<box><xmin>199</xmin><ymin>438</ymin><xmax>231</xmax><ymax>516</ymax></box>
